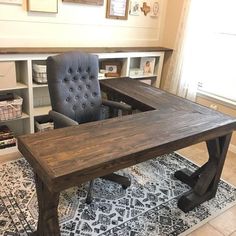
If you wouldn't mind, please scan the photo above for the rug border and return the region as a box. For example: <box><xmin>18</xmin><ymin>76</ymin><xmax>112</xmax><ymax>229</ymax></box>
<box><xmin>179</xmin><ymin>200</ymin><xmax>236</xmax><ymax>236</ymax></box>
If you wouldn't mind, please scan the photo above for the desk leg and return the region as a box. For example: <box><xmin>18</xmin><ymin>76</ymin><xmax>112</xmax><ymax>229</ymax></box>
<box><xmin>174</xmin><ymin>133</ymin><xmax>232</xmax><ymax>212</ymax></box>
<box><xmin>32</xmin><ymin>174</ymin><xmax>60</xmax><ymax>236</ymax></box>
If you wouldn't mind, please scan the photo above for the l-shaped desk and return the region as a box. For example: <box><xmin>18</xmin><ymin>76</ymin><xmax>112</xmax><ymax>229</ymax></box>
<box><xmin>18</xmin><ymin>78</ymin><xmax>236</xmax><ymax>236</ymax></box>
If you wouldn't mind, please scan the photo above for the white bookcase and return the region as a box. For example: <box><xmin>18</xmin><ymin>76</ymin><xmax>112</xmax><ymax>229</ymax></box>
<box><xmin>0</xmin><ymin>50</ymin><xmax>165</xmax><ymax>137</ymax></box>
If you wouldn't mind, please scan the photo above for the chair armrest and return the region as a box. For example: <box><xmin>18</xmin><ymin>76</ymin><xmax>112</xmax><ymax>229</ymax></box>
<box><xmin>49</xmin><ymin>110</ymin><xmax>78</xmax><ymax>129</ymax></box>
<box><xmin>102</xmin><ymin>99</ymin><xmax>132</xmax><ymax>112</ymax></box>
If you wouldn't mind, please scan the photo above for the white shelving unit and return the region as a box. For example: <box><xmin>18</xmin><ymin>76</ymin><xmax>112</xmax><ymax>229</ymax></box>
<box><xmin>0</xmin><ymin>50</ymin><xmax>165</xmax><ymax>137</ymax></box>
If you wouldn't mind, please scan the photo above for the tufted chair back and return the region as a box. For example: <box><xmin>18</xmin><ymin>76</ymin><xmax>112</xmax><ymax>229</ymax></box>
<box><xmin>47</xmin><ymin>52</ymin><xmax>102</xmax><ymax>124</ymax></box>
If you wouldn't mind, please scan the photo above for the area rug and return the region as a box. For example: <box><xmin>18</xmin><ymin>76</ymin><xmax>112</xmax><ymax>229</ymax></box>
<box><xmin>0</xmin><ymin>153</ymin><xmax>236</xmax><ymax>236</ymax></box>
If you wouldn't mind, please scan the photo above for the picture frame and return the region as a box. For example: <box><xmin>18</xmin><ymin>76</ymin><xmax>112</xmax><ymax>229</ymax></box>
<box><xmin>62</xmin><ymin>0</ymin><xmax>103</xmax><ymax>6</ymax></box>
<box><xmin>151</xmin><ymin>1</ymin><xmax>159</xmax><ymax>17</ymax></box>
<box><xmin>140</xmin><ymin>57</ymin><xmax>156</xmax><ymax>75</ymax></box>
<box><xmin>101</xmin><ymin>61</ymin><xmax>122</xmax><ymax>77</ymax></box>
<box><xmin>106</xmin><ymin>0</ymin><xmax>129</xmax><ymax>20</ymax></box>
<box><xmin>129</xmin><ymin>0</ymin><xmax>139</xmax><ymax>16</ymax></box>
<box><xmin>27</xmin><ymin>0</ymin><xmax>58</xmax><ymax>13</ymax></box>
<box><xmin>0</xmin><ymin>0</ymin><xmax>22</xmax><ymax>4</ymax></box>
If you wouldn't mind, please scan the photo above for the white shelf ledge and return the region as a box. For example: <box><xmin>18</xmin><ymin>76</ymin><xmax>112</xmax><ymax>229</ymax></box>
<box><xmin>33</xmin><ymin>83</ymin><xmax>48</xmax><ymax>88</ymax></box>
<box><xmin>33</xmin><ymin>106</ymin><xmax>51</xmax><ymax>116</ymax></box>
<box><xmin>0</xmin><ymin>82</ymin><xmax>28</xmax><ymax>91</ymax></box>
<box><xmin>0</xmin><ymin>112</ymin><xmax>29</xmax><ymax>122</ymax></box>
<box><xmin>129</xmin><ymin>74</ymin><xmax>157</xmax><ymax>79</ymax></box>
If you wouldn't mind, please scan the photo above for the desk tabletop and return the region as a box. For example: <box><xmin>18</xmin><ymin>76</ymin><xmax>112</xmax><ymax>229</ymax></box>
<box><xmin>100</xmin><ymin>78</ymin><xmax>215</xmax><ymax>113</ymax></box>
<box><xmin>18</xmin><ymin>78</ymin><xmax>236</xmax><ymax>192</ymax></box>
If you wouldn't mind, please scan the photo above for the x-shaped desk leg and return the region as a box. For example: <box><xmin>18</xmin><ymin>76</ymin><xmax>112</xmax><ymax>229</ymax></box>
<box><xmin>174</xmin><ymin>133</ymin><xmax>232</xmax><ymax>212</ymax></box>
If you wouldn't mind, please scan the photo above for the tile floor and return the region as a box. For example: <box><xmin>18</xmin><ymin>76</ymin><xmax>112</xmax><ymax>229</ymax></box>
<box><xmin>0</xmin><ymin>142</ymin><xmax>236</xmax><ymax>235</ymax></box>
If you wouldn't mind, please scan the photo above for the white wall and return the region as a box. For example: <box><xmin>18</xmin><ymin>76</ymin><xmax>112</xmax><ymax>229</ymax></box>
<box><xmin>0</xmin><ymin>0</ymin><xmax>166</xmax><ymax>47</ymax></box>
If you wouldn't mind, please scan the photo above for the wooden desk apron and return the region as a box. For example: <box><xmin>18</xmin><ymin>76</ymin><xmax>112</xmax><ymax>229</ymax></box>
<box><xmin>17</xmin><ymin>78</ymin><xmax>236</xmax><ymax>235</ymax></box>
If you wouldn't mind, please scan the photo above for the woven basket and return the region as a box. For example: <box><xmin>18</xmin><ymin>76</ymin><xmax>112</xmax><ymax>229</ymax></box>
<box><xmin>33</xmin><ymin>64</ymin><xmax>47</xmax><ymax>84</ymax></box>
<box><xmin>0</xmin><ymin>95</ymin><xmax>23</xmax><ymax>121</ymax></box>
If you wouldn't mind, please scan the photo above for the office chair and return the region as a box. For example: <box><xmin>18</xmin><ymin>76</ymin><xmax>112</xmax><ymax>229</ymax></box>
<box><xmin>46</xmin><ymin>51</ymin><xmax>131</xmax><ymax>203</ymax></box>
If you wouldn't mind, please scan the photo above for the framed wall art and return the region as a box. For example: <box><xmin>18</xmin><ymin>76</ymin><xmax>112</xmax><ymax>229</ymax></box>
<box><xmin>62</xmin><ymin>0</ymin><xmax>103</xmax><ymax>6</ymax></box>
<box><xmin>151</xmin><ymin>1</ymin><xmax>159</xmax><ymax>17</ymax></box>
<box><xmin>27</xmin><ymin>0</ymin><xmax>58</xmax><ymax>13</ymax></box>
<box><xmin>129</xmin><ymin>0</ymin><xmax>139</xmax><ymax>16</ymax></box>
<box><xmin>106</xmin><ymin>0</ymin><xmax>129</xmax><ymax>20</ymax></box>
<box><xmin>0</xmin><ymin>0</ymin><xmax>22</xmax><ymax>4</ymax></box>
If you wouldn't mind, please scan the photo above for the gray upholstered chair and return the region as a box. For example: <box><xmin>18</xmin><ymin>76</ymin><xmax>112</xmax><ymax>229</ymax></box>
<box><xmin>46</xmin><ymin>51</ymin><xmax>131</xmax><ymax>203</ymax></box>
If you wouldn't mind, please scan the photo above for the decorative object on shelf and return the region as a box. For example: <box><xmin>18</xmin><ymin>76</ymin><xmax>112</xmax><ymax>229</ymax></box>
<box><xmin>129</xmin><ymin>68</ymin><xmax>143</xmax><ymax>77</ymax></box>
<box><xmin>0</xmin><ymin>0</ymin><xmax>22</xmax><ymax>4</ymax></box>
<box><xmin>140</xmin><ymin>57</ymin><xmax>156</xmax><ymax>75</ymax></box>
<box><xmin>106</xmin><ymin>0</ymin><xmax>129</xmax><ymax>20</ymax></box>
<box><xmin>98</xmin><ymin>69</ymin><xmax>106</xmax><ymax>79</ymax></box>
<box><xmin>62</xmin><ymin>0</ymin><xmax>103</xmax><ymax>6</ymax></box>
<box><xmin>27</xmin><ymin>0</ymin><xmax>58</xmax><ymax>13</ymax></box>
<box><xmin>35</xmin><ymin>115</ymin><xmax>54</xmax><ymax>132</ymax></box>
<box><xmin>0</xmin><ymin>93</ymin><xmax>23</xmax><ymax>121</ymax></box>
<box><xmin>140</xmin><ymin>2</ymin><xmax>150</xmax><ymax>16</ymax></box>
<box><xmin>129</xmin><ymin>0</ymin><xmax>139</xmax><ymax>15</ymax></box>
<box><xmin>101</xmin><ymin>60</ymin><xmax>122</xmax><ymax>77</ymax></box>
<box><xmin>32</xmin><ymin>64</ymin><xmax>47</xmax><ymax>84</ymax></box>
<box><xmin>151</xmin><ymin>1</ymin><xmax>159</xmax><ymax>17</ymax></box>
<box><xmin>0</xmin><ymin>125</ymin><xmax>16</xmax><ymax>149</ymax></box>
<box><xmin>0</xmin><ymin>61</ymin><xmax>16</xmax><ymax>89</ymax></box>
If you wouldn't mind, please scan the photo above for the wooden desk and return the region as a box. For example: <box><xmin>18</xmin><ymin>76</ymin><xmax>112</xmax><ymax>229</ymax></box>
<box><xmin>18</xmin><ymin>78</ymin><xmax>236</xmax><ymax>235</ymax></box>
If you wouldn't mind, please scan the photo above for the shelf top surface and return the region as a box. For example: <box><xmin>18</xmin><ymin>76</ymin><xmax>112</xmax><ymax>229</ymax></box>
<box><xmin>0</xmin><ymin>82</ymin><xmax>27</xmax><ymax>91</ymax></box>
<box><xmin>0</xmin><ymin>47</ymin><xmax>173</xmax><ymax>55</ymax></box>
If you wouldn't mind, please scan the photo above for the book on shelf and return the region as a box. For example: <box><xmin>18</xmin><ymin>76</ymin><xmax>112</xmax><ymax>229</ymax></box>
<box><xmin>0</xmin><ymin>125</ymin><xmax>16</xmax><ymax>149</ymax></box>
<box><xmin>0</xmin><ymin>137</ymin><xmax>16</xmax><ymax>149</ymax></box>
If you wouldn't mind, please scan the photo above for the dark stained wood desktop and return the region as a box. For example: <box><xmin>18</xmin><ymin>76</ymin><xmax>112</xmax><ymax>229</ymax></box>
<box><xmin>18</xmin><ymin>78</ymin><xmax>236</xmax><ymax>236</ymax></box>
<box><xmin>100</xmin><ymin>77</ymin><xmax>215</xmax><ymax>113</ymax></box>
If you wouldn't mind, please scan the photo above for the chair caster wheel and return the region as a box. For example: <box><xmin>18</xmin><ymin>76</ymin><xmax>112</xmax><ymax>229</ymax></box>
<box><xmin>85</xmin><ymin>198</ymin><xmax>92</xmax><ymax>204</ymax></box>
<box><xmin>122</xmin><ymin>185</ymin><xmax>129</xmax><ymax>190</ymax></box>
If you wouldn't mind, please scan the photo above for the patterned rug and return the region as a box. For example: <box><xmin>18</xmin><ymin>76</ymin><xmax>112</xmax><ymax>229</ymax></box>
<box><xmin>0</xmin><ymin>152</ymin><xmax>236</xmax><ymax>236</ymax></box>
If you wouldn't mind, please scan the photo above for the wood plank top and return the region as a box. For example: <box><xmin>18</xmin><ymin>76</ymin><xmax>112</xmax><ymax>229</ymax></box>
<box><xmin>17</xmin><ymin>81</ymin><xmax>236</xmax><ymax>192</ymax></box>
<box><xmin>100</xmin><ymin>78</ymin><xmax>220</xmax><ymax>114</ymax></box>
<box><xmin>0</xmin><ymin>47</ymin><xmax>172</xmax><ymax>54</ymax></box>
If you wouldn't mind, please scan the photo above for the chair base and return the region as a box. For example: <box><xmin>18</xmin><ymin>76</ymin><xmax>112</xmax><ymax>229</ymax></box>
<box><xmin>85</xmin><ymin>173</ymin><xmax>131</xmax><ymax>204</ymax></box>
<box><xmin>102</xmin><ymin>173</ymin><xmax>131</xmax><ymax>189</ymax></box>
